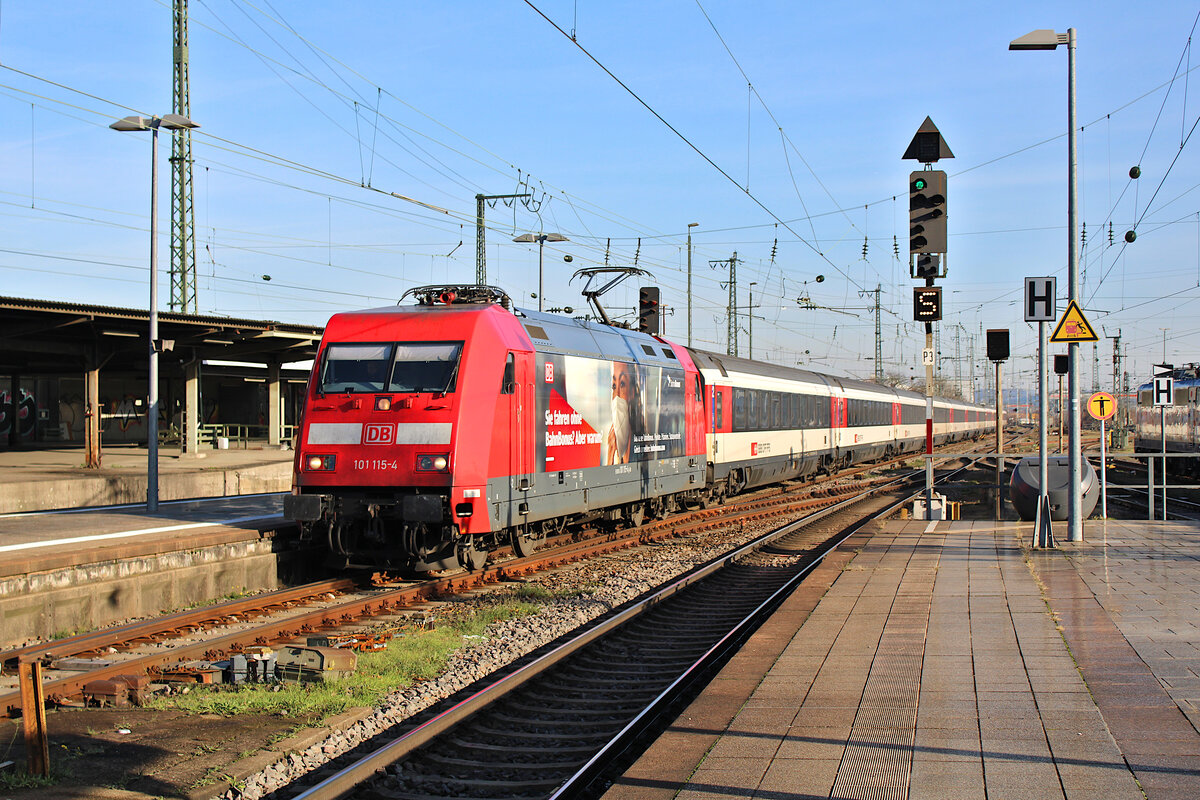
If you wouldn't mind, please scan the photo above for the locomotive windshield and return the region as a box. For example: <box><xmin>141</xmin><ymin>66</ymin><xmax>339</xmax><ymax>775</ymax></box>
<box><xmin>318</xmin><ymin>342</ymin><xmax>463</xmax><ymax>394</ymax></box>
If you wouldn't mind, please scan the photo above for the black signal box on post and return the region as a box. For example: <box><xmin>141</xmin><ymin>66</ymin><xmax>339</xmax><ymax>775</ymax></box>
<box><xmin>1054</xmin><ymin>354</ymin><xmax>1069</xmax><ymax>375</ymax></box>
<box><xmin>909</xmin><ymin>170</ymin><xmax>947</xmax><ymax>255</ymax></box>
<box><xmin>986</xmin><ymin>329</ymin><xmax>1010</xmax><ymax>362</ymax></box>
<box><xmin>638</xmin><ymin>287</ymin><xmax>661</xmax><ymax>334</ymax></box>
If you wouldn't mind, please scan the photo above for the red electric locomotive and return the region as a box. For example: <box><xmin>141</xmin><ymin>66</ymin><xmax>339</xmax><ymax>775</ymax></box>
<box><xmin>284</xmin><ymin>285</ymin><xmax>708</xmax><ymax>572</ymax></box>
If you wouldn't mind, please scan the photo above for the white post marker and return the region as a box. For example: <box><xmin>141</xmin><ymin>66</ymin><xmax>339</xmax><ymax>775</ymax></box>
<box><xmin>1152</xmin><ymin>366</ymin><xmax>1174</xmax><ymax>521</ymax></box>
<box><xmin>1088</xmin><ymin>392</ymin><xmax>1117</xmax><ymax>519</ymax></box>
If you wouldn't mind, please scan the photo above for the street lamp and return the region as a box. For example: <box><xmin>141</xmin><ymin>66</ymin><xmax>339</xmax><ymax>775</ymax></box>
<box><xmin>513</xmin><ymin>232</ymin><xmax>568</xmax><ymax>312</ymax></box>
<box><xmin>1010</xmin><ymin>27</ymin><xmax>1082</xmax><ymax>542</ymax></box>
<box><xmin>110</xmin><ymin>113</ymin><xmax>200</xmax><ymax>513</ymax></box>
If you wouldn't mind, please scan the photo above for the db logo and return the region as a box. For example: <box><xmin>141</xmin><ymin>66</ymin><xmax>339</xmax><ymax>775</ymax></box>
<box><xmin>544</xmin><ymin>362</ymin><xmax>555</xmax><ymax>383</ymax></box>
<box><xmin>751</xmin><ymin>442</ymin><xmax>757</xmax><ymax>456</ymax></box>
<box><xmin>364</xmin><ymin>423</ymin><xmax>395</xmax><ymax>445</ymax></box>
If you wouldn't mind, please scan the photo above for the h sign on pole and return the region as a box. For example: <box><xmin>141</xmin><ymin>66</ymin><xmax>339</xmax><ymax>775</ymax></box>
<box><xmin>1152</xmin><ymin>377</ymin><xmax>1174</xmax><ymax>407</ymax></box>
<box><xmin>1025</xmin><ymin>277</ymin><xmax>1056</xmax><ymax>322</ymax></box>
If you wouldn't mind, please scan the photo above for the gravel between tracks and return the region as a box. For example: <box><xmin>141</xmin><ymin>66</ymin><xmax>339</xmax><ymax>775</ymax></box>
<box><xmin>234</xmin><ymin>511</ymin><xmax>792</xmax><ymax>800</ymax></box>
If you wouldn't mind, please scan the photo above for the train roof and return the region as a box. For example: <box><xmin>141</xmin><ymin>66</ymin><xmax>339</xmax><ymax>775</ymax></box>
<box><xmin>515</xmin><ymin>307</ymin><xmax>683</xmax><ymax>369</ymax></box>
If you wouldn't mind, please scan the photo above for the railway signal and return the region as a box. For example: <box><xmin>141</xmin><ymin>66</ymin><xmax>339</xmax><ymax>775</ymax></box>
<box><xmin>638</xmin><ymin>286</ymin><xmax>660</xmax><ymax>334</ymax></box>
<box><xmin>909</xmin><ymin>170</ymin><xmax>947</xmax><ymax>256</ymax></box>
<box><xmin>903</xmin><ymin>117</ymin><xmax>954</xmax><ymax>521</ymax></box>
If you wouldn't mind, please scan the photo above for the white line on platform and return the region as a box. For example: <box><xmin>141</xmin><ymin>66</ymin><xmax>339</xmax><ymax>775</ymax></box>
<box><xmin>0</xmin><ymin>492</ymin><xmax>286</xmax><ymax>520</ymax></box>
<box><xmin>0</xmin><ymin>514</ymin><xmax>277</xmax><ymax>554</ymax></box>
<box><xmin>924</xmin><ymin>520</ymin><xmax>939</xmax><ymax>534</ymax></box>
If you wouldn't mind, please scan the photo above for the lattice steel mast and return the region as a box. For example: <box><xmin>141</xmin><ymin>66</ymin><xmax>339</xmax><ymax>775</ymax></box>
<box><xmin>171</xmin><ymin>0</ymin><xmax>198</xmax><ymax>313</ymax></box>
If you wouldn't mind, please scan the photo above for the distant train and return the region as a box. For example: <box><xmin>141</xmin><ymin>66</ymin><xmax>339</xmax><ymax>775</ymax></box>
<box><xmin>284</xmin><ymin>285</ymin><xmax>993</xmax><ymax>572</ymax></box>
<box><xmin>1136</xmin><ymin>364</ymin><xmax>1200</xmax><ymax>473</ymax></box>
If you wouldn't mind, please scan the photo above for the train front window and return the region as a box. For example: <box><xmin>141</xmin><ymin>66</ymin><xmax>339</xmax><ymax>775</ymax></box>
<box><xmin>389</xmin><ymin>342</ymin><xmax>463</xmax><ymax>393</ymax></box>
<box><xmin>320</xmin><ymin>344</ymin><xmax>393</xmax><ymax>393</ymax></box>
<box><xmin>318</xmin><ymin>342</ymin><xmax>463</xmax><ymax>394</ymax></box>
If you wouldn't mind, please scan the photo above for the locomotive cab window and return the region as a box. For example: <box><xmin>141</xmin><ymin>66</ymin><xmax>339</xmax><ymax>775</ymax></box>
<box><xmin>390</xmin><ymin>343</ymin><xmax>463</xmax><ymax>393</ymax></box>
<box><xmin>318</xmin><ymin>341</ymin><xmax>463</xmax><ymax>395</ymax></box>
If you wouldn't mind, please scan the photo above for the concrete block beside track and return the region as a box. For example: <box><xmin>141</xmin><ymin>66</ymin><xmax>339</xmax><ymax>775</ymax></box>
<box><xmin>0</xmin><ymin>535</ymin><xmax>318</xmax><ymax>650</ymax></box>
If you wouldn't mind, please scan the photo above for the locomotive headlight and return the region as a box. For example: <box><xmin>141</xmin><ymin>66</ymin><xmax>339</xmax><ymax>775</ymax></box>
<box><xmin>306</xmin><ymin>454</ymin><xmax>336</xmax><ymax>471</ymax></box>
<box><xmin>416</xmin><ymin>454</ymin><xmax>449</xmax><ymax>472</ymax></box>
<box><xmin>375</xmin><ymin>396</ymin><xmax>392</xmax><ymax>411</ymax></box>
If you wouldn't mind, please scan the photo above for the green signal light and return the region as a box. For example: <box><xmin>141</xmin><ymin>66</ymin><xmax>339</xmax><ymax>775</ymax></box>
<box><xmin>913</xmin><ymin>178</ymin><xmax>927</xmax><ymax>191</ymax></box>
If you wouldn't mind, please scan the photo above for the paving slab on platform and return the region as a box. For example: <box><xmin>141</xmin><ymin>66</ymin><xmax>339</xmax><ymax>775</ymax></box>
<box><xmin>608</xmin><ymin>518</ymin><xmax>1200</xmax><ymax>800</ymax></box>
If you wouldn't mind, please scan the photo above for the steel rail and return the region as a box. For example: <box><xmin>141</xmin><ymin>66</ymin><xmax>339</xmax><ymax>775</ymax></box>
<box><xmin>289</xmin><ymin>469</ymin><xmax>929</xmax><ymax>800</ymax></box>
<box><xmin>1</xmin><ymin>577</ymin><xmax>360</xmax><ymax>673</ymax></box>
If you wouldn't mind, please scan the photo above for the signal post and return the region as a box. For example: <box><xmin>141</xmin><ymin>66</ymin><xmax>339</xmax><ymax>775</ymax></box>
<box><xmin>904</xmin><ymin>118</ymin><xmax>952</xmax><ymax>518</ymax></box>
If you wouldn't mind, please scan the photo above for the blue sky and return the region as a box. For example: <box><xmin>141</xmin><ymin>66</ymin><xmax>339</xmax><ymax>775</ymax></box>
<box><xmin>1</xmin><ymin>1</ymin><xmax>1197</xmax><ymax>397</ymax></box>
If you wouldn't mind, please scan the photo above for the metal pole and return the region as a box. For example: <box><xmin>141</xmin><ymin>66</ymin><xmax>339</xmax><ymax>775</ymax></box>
<box><xmin>925</xmin><ymin>323</ymin><xmax>934</xmax><ymax>517</ymax></box>
<box><xmin>537</xmin><ymin>235</ymin><xmax>545</xmax><ymax>313</ymax></box>
<box><xmin>1100</xmin><ymin>418</ymin><xmax>1107</xmax><ymax>519</ymax></box>
<box><xmin>1039</xmin><ymin>320</ymin><xmax>1049</xmax><ymax>543</ymax></box>
<box><xmin>687</xmin><ymin>223</ymin><xmax>697</xmax><ymax>347</ymax></box>
<box><xmin>148</xmin><ymin>125</ymin><xmax>160</xmax><ymax>513</ymax></box>
<box><xmin>1161</xmin><ymin>406</ymin><xmax>1167</xmax><ymax>521</ymax></box>
<box><xmin>748</xmin><ymin>284</ymin><xmax>754</xmax><ymax>361</ymax></box>
<box><xmin>1058</xmin><ymin>374</ymin><xmax>1064</xmax><ymax>452</ymax></box>
<box><xmin>1148</xmin><ymin>452</ymin><xmax>1155</xmax><ymax>521</ymax></box>
<box><xmin>995</xmin><ymin>360</ymin><xmax>1003</xmax><ymax>520</ymax></box>
<box><xmin>1067</xmin><ymin>27</ymin><xmax>1082</xmax><ymax>542</ymax></box>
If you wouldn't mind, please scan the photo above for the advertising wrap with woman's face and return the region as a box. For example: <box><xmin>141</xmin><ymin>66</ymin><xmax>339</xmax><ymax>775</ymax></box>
<box><xmin>607</xmin><ymin>361</ymin><xmax>638</xmax><ymax>464</ymax></box>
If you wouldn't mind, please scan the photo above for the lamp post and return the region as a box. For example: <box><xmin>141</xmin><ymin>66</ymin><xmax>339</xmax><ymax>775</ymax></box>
<box><xmin>513</xmin><ymin>232</ymin><xmax>568</xmax><ymax>312</ymax></box>
<box><xmin>1010</xmin><ymin>27</ymin><xmax>1082</xmax><ymax>542</ymax></box>
<box><xmin>110</xmin><ymin>114</ymin><xmax>200</xmax><ymax>513</ymax></box>
<box><xmin>687</xmin><ymin>222</ymin><xmax>698</xmax><ymax>347</ymax></box>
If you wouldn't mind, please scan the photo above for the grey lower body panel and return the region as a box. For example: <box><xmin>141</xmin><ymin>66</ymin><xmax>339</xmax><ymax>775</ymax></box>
<box><xmin>486</xmin><ymin>456</ymin><xmax>705</xmax><ymax>531</ymax></box>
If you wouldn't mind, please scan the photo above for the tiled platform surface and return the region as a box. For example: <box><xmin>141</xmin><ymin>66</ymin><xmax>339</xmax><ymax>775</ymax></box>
<box><xmin>608</xmin><ymin>519</ymin><xmax>1200</xmax><ymax>800</ymax></box>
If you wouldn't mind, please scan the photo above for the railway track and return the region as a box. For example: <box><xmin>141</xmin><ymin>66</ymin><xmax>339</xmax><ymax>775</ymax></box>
<box><xmin>281</xmin><ymin>463</ymin><xmax>959</xmax><ymax>800</ymax></box>
<box><xmin>0</xmin><ymin>464</ymin><xmax>897</xmax><ymax>716</ymax></box>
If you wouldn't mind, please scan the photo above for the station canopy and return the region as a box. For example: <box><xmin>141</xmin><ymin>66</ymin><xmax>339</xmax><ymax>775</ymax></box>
<box><xmin>0</xmin><ymin>296</ymin><xmax>324</xmax><ymax>376</ymax></box>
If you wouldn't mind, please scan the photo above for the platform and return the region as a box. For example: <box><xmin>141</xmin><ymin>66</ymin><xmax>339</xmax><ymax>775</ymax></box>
<box><xmin>0</xmin><ymin>443</ymin><xmax>294</xmax><ymax>514</ymax></box>
<box><xmin>0</xmin><ymin>446</ymin><xmax>305</xmax><ymax>649</ymax></box>
<box><xmin>608</xmin><ymin>518</ymin><xmax>1200</xmax><ymax>800</ymax></box>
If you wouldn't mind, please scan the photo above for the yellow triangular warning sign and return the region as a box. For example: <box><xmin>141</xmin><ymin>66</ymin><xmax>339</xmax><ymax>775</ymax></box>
<box><xmin>1049</xmin><ymin>299</ymin><xmax>1098</xmax><ymax>343</ymax></box>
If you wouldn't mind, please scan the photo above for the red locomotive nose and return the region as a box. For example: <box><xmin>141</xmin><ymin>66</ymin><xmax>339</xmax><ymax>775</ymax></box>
<box><xmin>439</xmin><ymin>291</ymin><xmax>456</xmax><ymax>305</ymax></box>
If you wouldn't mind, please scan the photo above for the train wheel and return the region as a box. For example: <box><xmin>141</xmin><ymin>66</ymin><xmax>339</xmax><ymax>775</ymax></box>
<box><xmin>511</xmin><ymin>524</ymin><xmax>545</xmax><ymax>558</ymax></box>
<box><xmin>626</xmin><ymin>503</ymin><xmax>645</xmax><ymax>528</ymax></box>
<box><xmin>456</xmin><ymin>540</ymin><xmax>488</xmax><ymax>571</ymax></box>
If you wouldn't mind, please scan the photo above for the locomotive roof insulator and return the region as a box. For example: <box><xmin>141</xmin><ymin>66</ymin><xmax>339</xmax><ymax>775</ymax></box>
<box><xmin>400</xmin><ymin>284</ymin><xmax>513</xmax><ymax>310</ymax></box>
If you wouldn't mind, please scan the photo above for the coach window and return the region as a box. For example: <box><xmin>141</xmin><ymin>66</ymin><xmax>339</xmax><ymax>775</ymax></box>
<box><xmin>500</xmin><ymin>353</ymin><xmax>515</xmax><ymax>394</ymax></box>
<box><xmin>733</xmin><ymin>388</ymin><xmax>745</xmax><ymax>431</ymax></box>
